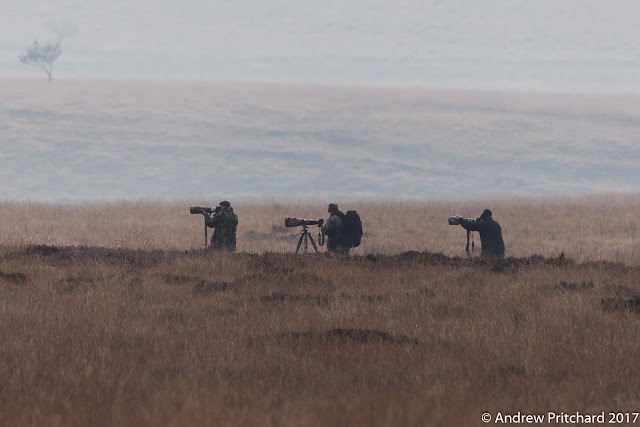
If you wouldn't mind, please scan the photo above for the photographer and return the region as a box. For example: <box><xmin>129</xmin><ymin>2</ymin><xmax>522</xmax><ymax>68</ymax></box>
<box><xmin>205</xmin><ymin>200</ymin><xmax>238</xmax><ymax>251</ymax></box>
<box><xmin>453</xmin><ymin>209</ymin><xmax>505</xmax><ymax>258</ymax></box>
<box><xmin>321</xmin><ymin>203</ymin><xmax>349</xmax><ymax>255</ymax></box>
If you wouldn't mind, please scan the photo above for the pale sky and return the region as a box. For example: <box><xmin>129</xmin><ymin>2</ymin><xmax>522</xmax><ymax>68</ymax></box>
<box><xmin>4</xmin><ymin>0</ymin><xmax>640</xmax><ymax>92</ymax></box>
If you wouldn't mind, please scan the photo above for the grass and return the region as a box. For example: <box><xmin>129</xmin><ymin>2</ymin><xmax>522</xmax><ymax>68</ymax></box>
<box><xmin>1</xmin><ymin>195</ymin><xmax>639</xmax><ymax>262</ymax></box>
<box><xmin>1</xmin><ymin>197</ymin><xmax>640</xmax><ymax>425</ymax></box>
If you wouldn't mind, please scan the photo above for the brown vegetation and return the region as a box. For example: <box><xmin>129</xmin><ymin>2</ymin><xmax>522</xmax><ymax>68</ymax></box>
<box><xmin>1</xmin><ymin>198</ymin><xmax>640</xmax><ymax>426</ymax></box>
<box><xmin>2</xmin><ymin>195</ymin><xmax>640</xmax><ymax>262</ymax></box>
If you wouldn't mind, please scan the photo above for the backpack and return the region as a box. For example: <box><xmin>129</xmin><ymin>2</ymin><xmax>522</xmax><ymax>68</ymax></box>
<box><xmin>341</xmin><ymin>210</ymin><xmax>363</xmax><ymax>247</ymax></box>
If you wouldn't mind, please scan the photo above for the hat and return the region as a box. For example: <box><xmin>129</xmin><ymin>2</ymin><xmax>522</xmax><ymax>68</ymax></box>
<box><xmin>328</xmin><ymin>203</ymin><xmax>339</xmax><ymax>212</ymax></box>
<box><xmin>219</xmin><ymin>200</ymin><xmax>231</xmax><ymax>208</ymax></box>
<box><xmin>480</xmin><ymin>209</ymin><xmax>492</xmax><ymax>219</ymax></box>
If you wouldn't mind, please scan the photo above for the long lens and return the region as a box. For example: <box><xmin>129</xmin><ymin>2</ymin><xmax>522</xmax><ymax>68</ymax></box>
<box><xmin>190</xmin><ymin>206</ymin><xmax>214</xmax><ymax>214</ymax></box>
<box><xmin>285</xmin><ymin>217</ymin><xmax>303</xmax><ymax>227</ymax></box>
<box><xmin>285</xmin><ymin>217</ymin><xmax>321</xmax><ymax>227</ymax></box>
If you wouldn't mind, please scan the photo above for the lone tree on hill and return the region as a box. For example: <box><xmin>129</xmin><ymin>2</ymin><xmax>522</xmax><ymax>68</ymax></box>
<box><xmin>19</xmin><ymin>40</ymin><xmax>62</xmax><ymax>83</ymax></box>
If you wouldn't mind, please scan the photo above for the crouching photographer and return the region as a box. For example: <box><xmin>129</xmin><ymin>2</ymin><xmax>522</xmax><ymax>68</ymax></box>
<box><xmin>449</xmin><ymin>209</ymin><xmax>505</xmax><ymax>257</ymax></box>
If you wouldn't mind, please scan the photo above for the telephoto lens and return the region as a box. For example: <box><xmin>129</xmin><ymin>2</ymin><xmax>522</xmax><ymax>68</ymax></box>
<box><xmin>285</xmin><ymin>217</ymin><xmax>323</xmax><ymax>227</ymax></box>
<box><xmin>285</xmin><ymin>217</ymin><xmax>303</xmax><ymax>227</ymax></box>
<box><xmin>448</xmin><ymin>216</ymin><xmax>460</xmax><ymax>225</ymax></box>
<box><xmin>190</xmin><ymin>206</ymin><xmax>215</xmax><ymax>214</ymax></box>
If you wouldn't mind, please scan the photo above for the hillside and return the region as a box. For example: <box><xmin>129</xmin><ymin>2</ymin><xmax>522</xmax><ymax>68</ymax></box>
<box><xmin>1</xmin><ymin>198</ymin><xmax>639</xmax><ymax>425</ymax></box>
<box><xmin>2</xmin><ymin>79</ymin><xmax>639</xmax><ymax>202</ymax></box>
<box><xmin>1</xmin><ymin>245</ymin><xmax>640</xmax><ymax>425</ymax></box>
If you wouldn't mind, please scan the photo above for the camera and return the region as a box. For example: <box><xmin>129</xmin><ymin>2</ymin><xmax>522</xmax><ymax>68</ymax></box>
<box><xmin>448</xmin><ymin>216</ymin><xmax>461</xmax><ymax>225</ymax></box>
<box><xmin>284</xmin><ymin>217</ymin><xmax>324</xmax><ymax>227</ymax></box>
<box><xmin>190</xmin><ymin>206</ymin><xmax>220</xmax><ymax>215</ymax></box>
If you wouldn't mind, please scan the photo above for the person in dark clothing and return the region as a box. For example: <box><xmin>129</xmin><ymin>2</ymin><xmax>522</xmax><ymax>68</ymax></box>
<box><xmin>205</xmin><ymin>200</ymin><xmax>238</xmax><ymax>251</ymax></box>
<box><xmin>321</xmin><ymin>203</ymin><xmax>349</xmax><ymax>255</ymax></box>
<box><xmin>454</xmin><ymin>209</ymin><xmax>505</xmax><ymax>257</ymax></box>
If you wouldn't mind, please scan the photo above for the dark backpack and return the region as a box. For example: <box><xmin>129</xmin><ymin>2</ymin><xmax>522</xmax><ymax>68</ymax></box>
<box><xmin>341</xmin><ymin>210</ymin><xmax>363</xmax><ymax>247</ymax></box>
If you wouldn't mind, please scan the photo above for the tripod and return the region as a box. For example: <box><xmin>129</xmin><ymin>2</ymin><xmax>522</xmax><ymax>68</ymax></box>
<box><xmin>295</xmin><ymin>225</ymin><xmax>320</xmax><ymax>254</ymax></box>
<box><xmin>202</xmin><ymin>215</ymin><xmax>208</xmax><ymax>248</ymax></box>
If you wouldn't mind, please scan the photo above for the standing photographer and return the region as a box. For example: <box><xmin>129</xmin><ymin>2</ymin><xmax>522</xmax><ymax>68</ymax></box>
<box><xmin>453</xmin><ymin>209</ymin><xmax>505</xmax><ymax>257</ymax></box>
<box><xmin>321</xmin><ymin>203</ymin><xmax>349</xmax><ymax>255</ymax></box>
<box><xmin>205</xmin><ymin>200</ymin><xmax>238</xmax><ymax>251</ymax></box>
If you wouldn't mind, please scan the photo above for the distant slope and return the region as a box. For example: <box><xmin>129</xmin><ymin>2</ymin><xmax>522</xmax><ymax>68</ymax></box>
<box><xmin>2</xmin><ymin>79</ymin><xmax>639</xmax><ymax>201</ymax></box>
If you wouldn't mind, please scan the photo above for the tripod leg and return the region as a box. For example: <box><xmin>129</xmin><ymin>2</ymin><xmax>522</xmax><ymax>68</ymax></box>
<box><xmin>309</xmin><ymin>233</ymin><xmax>319</xmax><ymax>253</ymax></box>
<box><xmin>304</xmin><ymin>231</ymin><xmax>308</xmax><ymax>253</ymax></box>
<box><xmin>296</xmin><ymin>231</ymin><xmax>305</xmax><ymax>254</ymax></box>
<box><xmin>204</xmin><ymin>216</ymin><xmax>208</xmax><ymax>248</ymax></box>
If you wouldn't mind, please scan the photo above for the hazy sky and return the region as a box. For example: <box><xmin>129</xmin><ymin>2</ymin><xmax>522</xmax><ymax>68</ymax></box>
<box><xmin>4</xmin><ymin>0</ymin><xmax>640</xmax><ymax>92</ymax></box>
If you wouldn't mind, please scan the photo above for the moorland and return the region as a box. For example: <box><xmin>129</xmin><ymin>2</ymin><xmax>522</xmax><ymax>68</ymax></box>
<box><xmin>3</xmin><ymin>78</ymin><xmax>640</xmax><ymax>201</ymax></box>
<box><xmin>1</xmin><ymin>198</ymin><xmax>640</xmax><ymax>426</ymax></box>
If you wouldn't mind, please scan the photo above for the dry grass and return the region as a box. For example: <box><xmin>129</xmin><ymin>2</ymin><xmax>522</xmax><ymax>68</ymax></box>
<box><xmin>1</xmin><ymin>195</ymin><xmax>640</xmax><ymax>262</ymax></box>
<box><xmin>1</xmin><ymin>197</ymin><xmax>640</xmax><ymax>426</ymax></box>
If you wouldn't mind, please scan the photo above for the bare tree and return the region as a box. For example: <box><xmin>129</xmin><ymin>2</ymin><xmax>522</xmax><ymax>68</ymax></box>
<box><xmin>19</xmin><ymin>40</ymin><xmax>62</xmax><ymax>83</ymax></box>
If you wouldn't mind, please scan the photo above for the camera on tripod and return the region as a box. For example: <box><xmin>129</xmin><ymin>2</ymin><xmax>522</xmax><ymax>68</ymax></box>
<box><xmin>284</xmin><ymin>217</ymin><xmax>324</xmax><ymax>228</ymax></box>
<box><xmin>190</xmin><ymin>205</ymin><xmax>222</xmax><ymax>248</ymax></box>
<box><xmin>284</xmin><ymin>217</ymin><xmax>325</xmax><ymax>253</ymax></box>
<box><xmin>448</xmin><ymin>215</ymin><xmax>476</xmax><ymax>256</ymax></box>
<box><xmin>190</xmin><ymin>206</ymin><xmax>220</xmax><ymax>215</ymax></box>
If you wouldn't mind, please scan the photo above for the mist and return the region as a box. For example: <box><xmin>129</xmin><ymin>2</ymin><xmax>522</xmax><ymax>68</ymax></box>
<box><xmin>4</xmin><ymin>0</ymin><xmax>640</xmax><ymax>92</ymax></box>
<box><xmin>3</xmin><ymin>1</ymin><xmax>640</xmax><ymax>202</ymax></box>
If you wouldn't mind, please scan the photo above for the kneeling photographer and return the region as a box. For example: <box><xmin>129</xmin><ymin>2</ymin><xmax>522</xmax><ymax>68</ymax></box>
<box><xmin>450</xmin><ymin>209</ymin><xmax>505</xmax><ymax>258</ymax></box>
